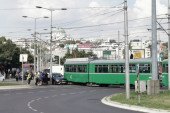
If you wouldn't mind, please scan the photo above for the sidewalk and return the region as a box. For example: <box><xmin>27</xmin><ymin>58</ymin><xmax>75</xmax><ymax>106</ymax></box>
<box><xmin>0</xmin><ymin>78</ymin><xmax>41</xmax><ymax>90</ymax></box>
<box><xmin>101</xmin><ymin>95</ymin><xmax>170</xmax><ymax>113</ymax></box>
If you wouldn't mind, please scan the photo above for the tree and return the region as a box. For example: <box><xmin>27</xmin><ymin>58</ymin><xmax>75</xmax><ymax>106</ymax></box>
<box><xmin>60</xmin><ymin>48</ymin><xmax>94</xmax><ymax>65</ymax></box>
<box><xmin>0</xmin><ymin>37</ymin><xmax>33</xmax><ymax>73</ymax></box>
<box><xmin>59</xmin><ymin>44</ymin><xmax>64</xmax><ymax>48</ymax></box>
<box><xmin>162</xmin><ymin>42</ymin><xmax>168</xmax><ymax>48</ymax></box>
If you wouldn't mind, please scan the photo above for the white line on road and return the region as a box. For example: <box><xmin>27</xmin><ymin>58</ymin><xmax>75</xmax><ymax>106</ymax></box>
<box><xmin>44</xmin><ymin>96</ymin><xmax>49</xmax><ymax>99</ymax></box>
<box><xmin>52</xmin><ymin>95</ymin><xmax>57</xmax><ymax>98</ymax></box>
<box><xmin>27</xmin><ymin>100</ymin><xmax>38</xmax><ymax>112</ymax></box>
<box><xmin>36</xmin><ymin>98</ymin><xmax>42</xmax><ymax>100</ymax></box>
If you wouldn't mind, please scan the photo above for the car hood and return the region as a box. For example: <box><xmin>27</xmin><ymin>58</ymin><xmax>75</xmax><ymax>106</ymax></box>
<box><xmin>54</xmin><ymin>77</ymin><xmax>64</xmax><ymax>80</ymax></box>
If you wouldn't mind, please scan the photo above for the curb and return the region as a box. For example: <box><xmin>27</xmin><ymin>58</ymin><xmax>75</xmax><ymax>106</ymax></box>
<box><xmin>101</xmin><ymin>95</ymin><xmax>170</xmax><ymax>113</ymax></box>
<box><xmin>0</xmin><ymin>85</ymin><xmax>34</xmax><ymax>90</ymax></box>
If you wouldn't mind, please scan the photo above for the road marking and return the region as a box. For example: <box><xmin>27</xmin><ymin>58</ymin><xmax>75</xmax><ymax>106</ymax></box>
<box><xmin>28</xmin><ymin>92</ymin><xmax>34</xmax><ymax>94</ymax></box>
<box><xmin>27</xmin><ymin>100</ymin><xmax>37</xmax><ymax>112</ymax></box>
<box><xmin>36</xmin><ymin>98</ymin><xmax>42</xmax><ymax>100</ymax></box>
<box><xmin>52</xmin><ymin>95</ymin><xmax>57</xmax><ymax>98</ymax></box>
<box><xmin>44</xmin><ymin>96</ymin><xmax>49</xmax><ymax>99</ymax></box>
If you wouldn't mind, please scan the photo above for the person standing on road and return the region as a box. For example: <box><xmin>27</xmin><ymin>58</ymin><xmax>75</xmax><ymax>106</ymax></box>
<box><xmin>15</xmin><ymin>72</ymin><xmax>19</xmax><ymax>83</ymax></box>
<box><xmin>27</xmin><ymin>72</ymin><xmax>32</xmax><ymax>85</ymax></box>
<box><xmin>34</xmin><ymin>72</ymin><xmax>39</xmax><ymax>85</ymax></box>
<box><xmin>39</xmin><ymin>72</ymin><xmax>43</xmax><ymax>86</ymax></box>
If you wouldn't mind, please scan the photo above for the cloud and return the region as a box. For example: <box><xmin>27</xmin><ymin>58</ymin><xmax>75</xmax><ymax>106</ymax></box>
<box><xmin>133</xmin><ymin>0</ymin><xmax>167</xmax><ymax>18</ymax></box>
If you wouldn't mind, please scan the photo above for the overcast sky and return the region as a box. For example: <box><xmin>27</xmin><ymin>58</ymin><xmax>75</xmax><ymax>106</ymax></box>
<box><xmin>0</xmin><ymin>0</ymin><xmax>168</xmax><ymax>42</ymax></box>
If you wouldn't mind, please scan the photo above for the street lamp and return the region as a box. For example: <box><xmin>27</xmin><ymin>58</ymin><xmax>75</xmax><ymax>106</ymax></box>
<box><xmin>36</xmin><ymin>6</ymin><xmax>67</xmax><ymax>79</ymax></box>
<box><xmin>22</xmin><ymin>16</ymin><xmax>48</xmax><ymax>73</ymax></box>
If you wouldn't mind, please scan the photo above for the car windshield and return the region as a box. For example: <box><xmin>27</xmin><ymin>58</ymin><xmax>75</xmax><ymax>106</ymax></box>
<box><xmin>52</xmin><ymin>73</ymin><xmax>61</xmax><ymax>77</ymax></box>
<box><xmin>44</xmin><ymin>69</ymin><xmax>50</xmax><ymax>73</ymax></box>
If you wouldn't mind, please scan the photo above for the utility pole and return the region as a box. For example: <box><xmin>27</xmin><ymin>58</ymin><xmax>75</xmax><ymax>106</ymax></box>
<box><xmin>152</xmin><ymin>0</ymin><xmax>158</xmax><ymax>80</ymax></box>
<box><xmin>118</xmin><ymin>30</ymin><xmax>120</xmax><ymax>60</ymax></box>
<box><xmin>34</xmin><ymin>19</ymin><xmax>37</xmax><ymax>73</ymax></box>
<box><xmin>124</xmin><ymin>0</ymin><xmax>130</xmax><ymax>99</ymax></box>
<box><xmin>168</xmin><ymin>0</ymin><xmax>170</xmax><ymax>90</ymax></box>
<box><xmin>37</xmin><ymin>39</ymin><xmax>39</xmax><ymax>72</ymax></box>
<box><xmin>40</xmin><ymin>34</ymin><xmax>42</xmax><ymax>72</ymax></box>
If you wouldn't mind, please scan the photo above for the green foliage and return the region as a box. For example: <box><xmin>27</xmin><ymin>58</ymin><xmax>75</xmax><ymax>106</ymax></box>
<box><xmin>60</xmin><ymin>48</ymin><xmax>94</xmax><ymax>65</ymax></box>
<box><xmin>59</xmin><ymin>44</ymin><xmax>64</xmax><ymax>48</ymax></box>
<box><xmin>161</xmin><ymin>50</ymin><xmax>168</xmax><ymax>60</ymax></box>
<box><xmin>0</xmin><ymin>37</ymin><xmax>33</xmax><ymax>69</ymax></box>
<box><xmin>111</xmin><ymin>91</ymin><xmax>170</xmax><ymax>110</ymax></box>
<box><xmin>54</xmin><ymin>55</ymin><xmax>59</xmax><ymax>64</ymax></box>
<box><xmin>162</xmin><ymin>42</ymin><xmax>168</xmax><ymax>48</ymax></box>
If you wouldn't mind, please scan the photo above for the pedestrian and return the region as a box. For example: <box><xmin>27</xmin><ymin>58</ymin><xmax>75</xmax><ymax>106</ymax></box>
<box><xmin>38</xmin><ymin>72</ymin><xmax>43</xmax><ymax>86</ymax></box>
<box><xmin>44</xmin><ymin>72</ymin><xmax>48</xmax><ymax>85</ymax></box>
<box><xmin>15</xmin><ymin>72</ymin><xmax>19</xmax><ymax>83</ymax></box>
<box><xmin>34</xmin><ymin>72</ymin><xmax>39</xmax><ymax>85</ymax></box>
<box><xmin>27</xmin><ymin>72</ymin><xmax>32</xmax><ymax>85</ymax></box>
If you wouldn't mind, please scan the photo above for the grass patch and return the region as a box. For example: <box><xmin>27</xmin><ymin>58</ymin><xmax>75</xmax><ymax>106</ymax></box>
<box><xmin>110</xmin><ymin>91</ymin><xmax>170</xmax><ymax>110</ymax></box>
<box><xmin>0</xmin><ymin>82</ymin><xmax>21</xmax><ymax>86</ymax></box>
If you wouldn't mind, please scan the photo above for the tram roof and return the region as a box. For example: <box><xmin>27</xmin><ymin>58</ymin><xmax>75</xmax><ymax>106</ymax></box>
<box><xmin>90</xmin><ymin>58</ymin><xmax>152</xmax><ymax>64</ymax></box>
<box><xmin>65</xmin><ymin>58</ymin><xmax>91</xmax><ymax>64</ymax></box>
<box><xmin>163</xmin><ymin>59</ymin><xmax>168</xmax><ymax>62</ymax></box>
<box><xmin>65</xmin><ymin>58</ymin><xmax>152</xmax><ymax>64</ymax></box>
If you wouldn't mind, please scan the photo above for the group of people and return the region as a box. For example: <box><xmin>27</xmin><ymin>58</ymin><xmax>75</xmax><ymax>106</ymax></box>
<box><xmin>34</xmin><ymin>71</ymin><xmax>49</xmax><ymax>85</ymax></box>
<box><xmin>15</xmin><ymin>71</ymin><xmax>49</xmax><ymax>85</ymax></box>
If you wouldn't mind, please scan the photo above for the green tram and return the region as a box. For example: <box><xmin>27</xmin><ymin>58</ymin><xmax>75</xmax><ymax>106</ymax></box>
<box><xmin>64</xmin><ymin>58</ymin><xmax>152</xmax><ymax>86</ymax></box>
<box><xmin>162</xmin><ymin>59</ymin><xmax>168</xmax><ymax>86</ymax></box>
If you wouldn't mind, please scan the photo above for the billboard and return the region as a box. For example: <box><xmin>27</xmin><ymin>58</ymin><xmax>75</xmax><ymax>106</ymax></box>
<box><xmin>132</xmin><ymin>49</ymin><xmax>145</xmax><ymax>59</ymax></box>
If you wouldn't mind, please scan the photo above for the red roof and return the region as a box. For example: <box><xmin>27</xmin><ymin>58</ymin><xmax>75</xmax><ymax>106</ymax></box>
<box><xmin>78</xmin><ymin>44</ymin><xmax>91</xmax><ymax>48</ymax></box>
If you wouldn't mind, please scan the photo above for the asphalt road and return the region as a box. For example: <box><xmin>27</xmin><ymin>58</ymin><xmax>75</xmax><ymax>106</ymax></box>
<box><xmin>0</xmin><ymin>85</ymin><xmax>142</xmax><ymax>113</ymax></box>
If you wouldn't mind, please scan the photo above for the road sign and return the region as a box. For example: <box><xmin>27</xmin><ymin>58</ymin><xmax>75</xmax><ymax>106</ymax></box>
<box><xmin>20</xmin><ymin>54</ymin><xmax>28</xmax><ymax>62</ymax></box>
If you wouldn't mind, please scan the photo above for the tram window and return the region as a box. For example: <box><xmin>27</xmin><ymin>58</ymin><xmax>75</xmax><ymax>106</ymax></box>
<box><xmin>139</xmin><ymin>64</ymin><xmax>150</xmax><ymax>73</ymax></box>
<box><xmin>95</xmin><ymin>65</ymin><xmax>103</xmax><ymax>73</ymax></box>
<box><xmin>65</xmin><ymin>65</ymin><xmax>69</xmax><ymax>72</ymax></box>
<box><xmin>83</xmin><ymin>65</ymin><xmax>87</xmax><ymax>72</ymax></box>
<box><xmin>78</xmin><ymin>65</ymin><xmax>82</xmax><ymax>72</ymax></box>
<box><xmin>74</xmin><ymin>65</ymin><xmax>78</xmax><ymax>72</ymax></box>
<box><xmin>99</xmin><ymin>65</ymin><xmax>102</xmax><ymax>73</ymax></box>
<box><xmin>166</xmin><ymin>64</ymin><xmax>168</xmax><ymax>73</ymax></box>
<box><xmin>118</xmin><ymin>65</ymin><xmax>125</xmax><ymax>73</ymax></box>
<box><xmin>129</xmin><ymin>64</ymin><xmax>136</xmax><ymax>73</ymax></box>
<box><xmin>162</xmin><ymin>64</ymin><xmax>165</xmax><ymax>73</ymax></box>
<box><xmin>103</xmin><ymin>65</ymin><xmax>108</xmax><ymax>73</ymax></box>
<box><xmin>110</xmin><ymin>65</ymin><xmax>118</xmax><ymax>73</ymax></box>
<box><xmin>95</xmin><ymin>65</ymin><xmax>98</xmax><ymax>73</ymax></box>
<box><xmin>70</xmin><ymin>65</ymin><xmax>74</xmax><ymax>72</ymax></box>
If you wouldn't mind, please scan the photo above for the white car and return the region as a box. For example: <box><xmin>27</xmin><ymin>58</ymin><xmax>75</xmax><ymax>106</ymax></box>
<box><xmin>0</xmin><ymin>73</ymin><xmax>5</xmax><ymax>82</ymax></box>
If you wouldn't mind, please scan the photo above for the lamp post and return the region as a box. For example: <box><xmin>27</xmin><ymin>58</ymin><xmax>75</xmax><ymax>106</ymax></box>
<box><xmin>22</xmin><ymin>16</ymin><xmax>48</xmax><ymax>73</ymax></box>
<box><xmin>36</xmin><ymin>6</ymin><xmax>67</xmax><ymax>79</ymax></box>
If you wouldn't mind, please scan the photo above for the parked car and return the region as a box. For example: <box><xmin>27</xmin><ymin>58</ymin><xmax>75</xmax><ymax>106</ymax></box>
<box><xmin>52</xmin><ymin>73</ymin><xmax>67</xmax><ymax>85</ymax></box>
<box><xmin>0</xmin><ymin>73</ymin><xmax>5</xmax><ymax>82</ymax></box>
